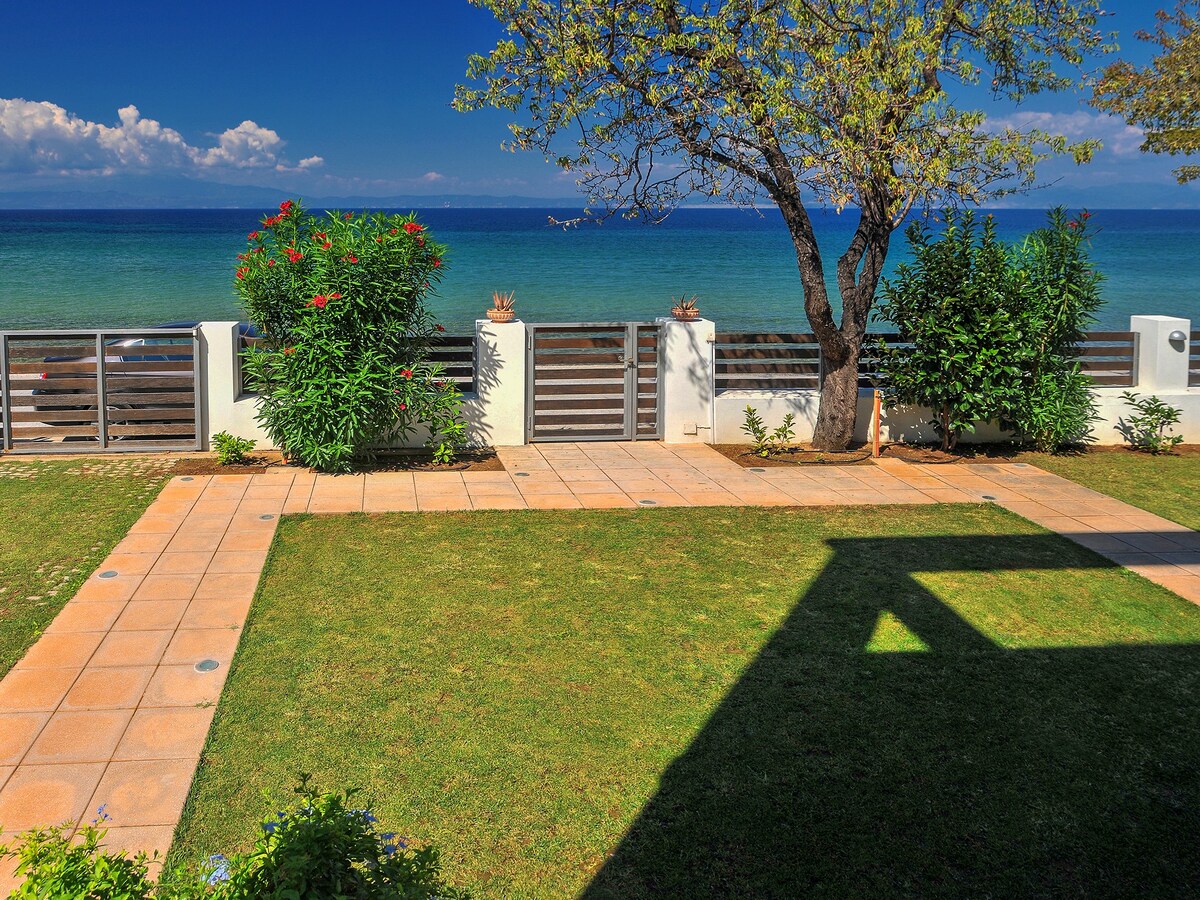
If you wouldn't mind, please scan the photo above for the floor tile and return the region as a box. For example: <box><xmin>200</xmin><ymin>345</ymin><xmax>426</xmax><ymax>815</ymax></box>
<box><xmin>112</xmin><ymin>600</ymin><xmax>189</xmax><ymax>632</ymax></box>
<box><xmin>162</xmin><ymin>628</ymin><xmax>243</xmax><ymax>667</ymax></box>
<box><xmin>0</xmin><ymin>712</ymin><xmax>51</xmax><ymax>766</ymax></box>
<box><xmin>12</xmin><ymin>632</ymin><xmax>103</xmax><ymax>670</ymax></box>
<box><xmin>206</xmin><ymin>551</ymin><xmax>268</xmax><ymax>575</ymax></box>
<box><xmin>23</xmin><ymin>709</ymin><xmax>134</xmax><ymax>764</ymax></box>
<box><xmin>193</xmin><ymin>572</ymin><xmax>260</xmax><ymax>602</ymax></box>
<box><xmin>114</xmin><ymin>707</ymin><xmax>216</xmax><ymax>761</ymax></box>
<box><xmin>141</xmin><ymin>666</ymin><xmax>226</xmax><ymax>707</ymax></box>
<box><xmin>44</xmin><ymin>601</ymin><xmax>128</xmax><ymax>635</ymax></box>
<box><xmin>88</xmin><ymin>631</ymin><xmax>173</xmax><ymax>668</ymax></box>
<box><xmin>61</xmin><ymin>667</ymin><xmax>154</xmax><ymax>711</ymax></box>
<box><xmin>0</xmin><ymin>762</ymin><xmax>107</xmax><ymax>830</ymax></box>
<box><xmin>149</xmin><ymin>551</ymin><xmax>216</xmax><ymax>577</ymax></box>
<box><xmin>0</xmin><ymin>668</ymin><xmax>79</xmax><ymax>713</ymax></box>
<box><xmin>131</xmin><ymin>575</ymin><xmax>202</xmax><ymax>603</ymax></box>
<box><xmin>180</xmin><ymin>597</ymin><xmax>254</xmax><ymax>630</ymax></box>
<box><xmin>86</xmin><ymin>758</ymin><xmax>199</xmax><ymax>828</ymax></box>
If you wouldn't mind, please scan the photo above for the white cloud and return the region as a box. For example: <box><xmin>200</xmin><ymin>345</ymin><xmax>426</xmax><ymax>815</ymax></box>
<box><xmin>0</xmin><ymin>97</ymin><xmax>321</xmax><ymax>175</ymax></box>
<box><xmin>985</xmin><ymin>109</ymin><xmax>1145</xmax><ymax>157</ymax></box>
<box><xmin>421</xmin><ymin>171</ymin><xmax>445</xmax><ymax>182</ymax></box>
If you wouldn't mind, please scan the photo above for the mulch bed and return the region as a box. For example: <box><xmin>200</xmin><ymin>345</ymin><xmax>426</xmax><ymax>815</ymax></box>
<box><xmin>880</xmin><ymin>442</ymin><xmax>1200</xmax><ymax>464</ymax></box>
<box><xmin>710</xmin><ymin>443</ymin><xmax>875</xmax><ymax>467</ymax></box>
<box><xmin>170</xmin><ymin>448</ymin><xmax>504</xmax><ymax>476</ymax></box>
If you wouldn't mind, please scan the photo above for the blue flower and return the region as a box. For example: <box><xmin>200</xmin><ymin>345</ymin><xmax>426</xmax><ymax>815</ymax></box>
<box><xmin>383</xmin><ymin>844</ymin><xmax>398</xmax><ymax>856</ymax></box>
<box><xmin>262</xmin><ymin>821</ymin><xmax>278</xmax><ymax>834</ymax></box>
<box><xmin>206</xmin><ymin>854</ymin><xmax>230</xmax><ymax>885</ymax></box>
<box><xmin>91</xmin><ymin>803</ymin><xmax>109</xmax><ymax>825</ymax></box>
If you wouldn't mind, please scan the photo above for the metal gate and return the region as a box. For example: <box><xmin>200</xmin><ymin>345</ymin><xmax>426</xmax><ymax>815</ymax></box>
<box><xmin>527</xmin><ymin>323</ymin><xmax>661</xmax><ymax>441</ymax></box>
<box><xmin>0</xmin><ymin>328</ymin><xmax>202</xmax><ymax>453</ymax></box>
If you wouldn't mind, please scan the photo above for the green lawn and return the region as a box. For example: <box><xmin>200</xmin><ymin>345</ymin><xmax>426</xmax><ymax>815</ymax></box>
<box><xmin>0</xmin><ymin>457</ymin><xmax>170</xmax><ymax>676</ymax></box>
<box><xmin>173</xmin><ymin>505</ymin><xmax>1200</xmax><ymax>898</ymax></box>
<box><xmin>1018</xmin><ymin>447</ymin><xmax>1200</xmax><ymax>531</ymax></box>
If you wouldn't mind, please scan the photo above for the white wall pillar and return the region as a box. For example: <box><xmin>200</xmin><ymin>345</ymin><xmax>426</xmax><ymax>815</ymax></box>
<box><xmin>657</xmin><ymin>316</ymin><xmax>716</xmax><ymax>442</ymax></box>
<box><xmin>468</xmin><ymin>318</ymin><xmax>528</xmax><ymax>446</ymax></box>
<box><xmin>197</xmin><ymin>321</ymin><xmax>269</xmax><ymax>449</ymax></box>
<box><xmin>1131</xmin><ymin>314</ymin><xmax>1192</xmax><ymax>392</ymax></box>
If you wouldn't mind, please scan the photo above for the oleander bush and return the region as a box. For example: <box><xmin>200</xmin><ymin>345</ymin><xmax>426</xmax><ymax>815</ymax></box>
<box><xmin>0</xmin><ymin>778</ymin><xmax>467</xmax><ymax>899</ymax></box>
<box><xmin>234</xmin><ymin>200</ymin><xmax>465</xmax><ymax>473</ymax></box>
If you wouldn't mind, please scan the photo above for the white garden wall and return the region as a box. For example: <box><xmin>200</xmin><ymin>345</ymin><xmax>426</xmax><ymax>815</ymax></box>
<box><xmin>199</xmin><ymin>313</ymin><xmax>1196</xmax><ymax>451</ymax></box>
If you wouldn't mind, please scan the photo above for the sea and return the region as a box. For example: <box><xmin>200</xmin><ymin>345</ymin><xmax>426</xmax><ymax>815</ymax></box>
<box><xmin>1</xmin><ymin>207</ymin><xmax>1197</xmax><ymax>333</ymax></box>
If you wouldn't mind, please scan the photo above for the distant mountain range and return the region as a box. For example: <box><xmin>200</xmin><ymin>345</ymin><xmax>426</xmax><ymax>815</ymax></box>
<box><xmin>0</xmin><ymin>176</ymin><xmax>583</xmax><ymax>210</ymax></box>
<box><xmin>0</xmin><ymin>173</ymin><xmax>1197</xmax><ymax>210</ymax></box>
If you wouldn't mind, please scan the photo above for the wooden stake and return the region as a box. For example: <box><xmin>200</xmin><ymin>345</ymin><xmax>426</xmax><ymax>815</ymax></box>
<box><xmin>872</xmin><ymin>389</ymin><xmax>882</xmax><ymax>458</ymax></box>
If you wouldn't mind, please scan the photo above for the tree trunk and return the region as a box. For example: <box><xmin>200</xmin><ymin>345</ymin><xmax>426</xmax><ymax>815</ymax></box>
<box><xmin>813</xmin><ymin>352</ymin><xmax>861</xmax><ymax>450</ymax></box>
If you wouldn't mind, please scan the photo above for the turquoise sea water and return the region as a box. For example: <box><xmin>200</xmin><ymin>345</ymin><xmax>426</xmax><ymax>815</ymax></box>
<box><xmin>0</xmin><ymin>208</ymin><xmax>1197</xmax><ymax>332</ymax></box>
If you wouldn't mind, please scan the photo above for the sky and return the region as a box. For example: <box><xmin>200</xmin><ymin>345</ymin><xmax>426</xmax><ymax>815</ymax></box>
<box><xmin>0</xmin><ymin>0</ymin><xmax>1197</xmax><ymax>207</ymax></box>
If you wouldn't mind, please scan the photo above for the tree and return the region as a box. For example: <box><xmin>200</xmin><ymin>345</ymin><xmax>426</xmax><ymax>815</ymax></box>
<box><xmin>1093</xmin><ymin>1</ymin><xmax>1200</xmax><ymax>183</ymax></box>
<box><xmin>455</xmin><ymin>1</ymin><xmax>1109</xmax><ymax>450</ymax></box>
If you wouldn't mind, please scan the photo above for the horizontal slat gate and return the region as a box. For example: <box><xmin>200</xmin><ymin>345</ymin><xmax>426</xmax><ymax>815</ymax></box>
<box><xmin>528</xmin><ymin>323</ymin><xmax>660</xmax><ymax>441</ymax></box>
<box><xmin>0</xmin><ymin>329</ymin><xmax>201</xmax><ymax>453</ymax></box>
<box><xmin>1191</xmin><ymin>332</ymin><xmax>1200</xmax><ymax>388</ymax></box>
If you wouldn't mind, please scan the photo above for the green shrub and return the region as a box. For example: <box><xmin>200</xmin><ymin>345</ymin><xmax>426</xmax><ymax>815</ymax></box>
<box><xmin>876</xmin><ymin>208</ymin><xmax>1103</xmax><ymax>452</ymax></box>
<box><xmin>1119</xmin><ymin>391</ymin><xmax>1185</xmax><ymax>454</ymax></box>
<box><xmin>1003</xmin><ymin>208</ymin><xmax>1104</xmax><ymax>451</ymax></box>
<box><xmin>741</xmin><ymin>406</ymin><xmax>796</xmax><ymax>457</ymax></box>
<box><xmin>0</xmin><ymin>811</ymin><xmax>156</xmax><ymax>899</ymax></box>
<box><xmin>875</xmin><ymin>211</ymin><xmax>1025</xmax><ymax>451</ymax></box>
<box><xmin>0</xmin><ymin>779</ymin><xmax>468</xmax><ymax>899</ymax></box>
<box><xmin>234</xmin><ymin>201</ymin><xmax>466</xmax><ymax>473</ymax></box>
<box><xmin>211</xmin><ymin>432</ymin><xmax>256</xmax><ymax>466</ymax></box>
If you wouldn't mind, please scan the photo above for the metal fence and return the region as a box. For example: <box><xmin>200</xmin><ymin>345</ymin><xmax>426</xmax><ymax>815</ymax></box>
<box><xmin>1191</xmin><ymin>331</ymin><xmax>1200</xmax><ymax>388</ymax></box>
<box><xmin>714</xmin><ymin>331</ymin><xmax>1139</xmax><ymax>391</ymax></box>
<box><xmin>0</xmin><ymin>328</ymin><xmax>201</xmax><ymax>453</ymax></box>
<box><xmin>236</xmin><ymin>333</ymin><xmax>478</xmax><ymax>396</ymax></box>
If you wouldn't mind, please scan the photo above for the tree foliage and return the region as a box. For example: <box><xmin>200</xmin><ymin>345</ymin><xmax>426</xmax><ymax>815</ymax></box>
<box><xmin>456</xmin><ymin>0</ymin><xmax>1110</xmax><ymax>449</ymax></box>
<box><xmin>1093</xmin><ymin>1</ymin><xmax>1200</xmax><ymax>183</ymax></box>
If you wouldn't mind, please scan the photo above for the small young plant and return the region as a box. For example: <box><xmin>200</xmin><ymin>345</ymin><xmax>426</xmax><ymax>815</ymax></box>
<box><xmin>741</xmin><ymin>406</ymin><xmax>797</xmax><ymax>458</ymax></box>
<box><xmin>1118</xmin><ymin>391</ymin><xmax>1185</xmax><ymax>454</ymax></box>
<box><xmin>211</xmin><ymin>431</ymin><xmax>256</xmax><ymax>466</ymax></box>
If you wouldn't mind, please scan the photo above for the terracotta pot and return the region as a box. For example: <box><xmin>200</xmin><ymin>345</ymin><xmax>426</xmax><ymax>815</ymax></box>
<box><xmin>487</xmin><ymin>307</ymin><xmax>516</xmax><ymax>323</ymax></box>
<box><xmin>672</xmin><ymin>306</ymin><xmax>700</xmax><ymax>321</ymax></box>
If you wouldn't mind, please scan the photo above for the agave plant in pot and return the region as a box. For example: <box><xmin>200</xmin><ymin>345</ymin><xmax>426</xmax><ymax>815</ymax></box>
<box><xmin>671</xmin><ymin>295</ymin><xmax>701</xmax><ymax>321</ymax></box>
<box><xmin>487</xmin><ymin>290</ymin><xmax>516</xmax><ymax>323</ymax></box>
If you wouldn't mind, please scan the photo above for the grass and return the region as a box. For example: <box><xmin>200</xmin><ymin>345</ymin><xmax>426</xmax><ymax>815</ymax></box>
<box><xmin>173</xmin><ymin>505</ymin><xmax>1200</xmax><ymax>897</ymax></box>
<box><xmin>1019</xmin><ymin>446</ymin><xmax>1200</xmax><ymax>530</ymax></box>
<box><xmin>0</xmin><ymin>457</ymin><xmax>170</xmax><ymax>676</ymax></box>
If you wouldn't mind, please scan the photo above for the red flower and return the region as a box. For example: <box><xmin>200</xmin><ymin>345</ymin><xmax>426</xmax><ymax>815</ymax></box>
<box><xmin>435</xmin><ymin>324</ymin><xmax>445</xmax><ymax>332</ymax></box>
<box><xmin>344</xmin><ymin>255</ymin><xmax>358</xmax><ymax>263</ymax></box>
<box><xmin>322</xmin><ymin>241</ymin><xmax>332</xmax><ymax>249</ymax></box>
<box><xmin>416</xmin><ymin>237</ymin><xmax>425</xmax><ymax>246</ymax></box>
<box><xmin>248</xmin><ymin>231</ymin><xmax>260</xmax><ymax>240</ymax></box>
<box><xmin>398</xmin><ymin>402</ymin><xmax>407</xmax><ymax>411</ymax></box>
<box><xmin>343</xmin><ymin>212</ymin><xmax>352</xmax><ymax>220</ymax></box>
<box><xmin>280</xmin><ymin>200</ymin><xmax>294</xmax><ymax>213</ymax></box>
<box><xmin>235</xmin><ymin>267</ymin><xmax>248</xmax><ymax>280</ymax></box>
<box><xmin>390</xmin><ymin>228</ymin><xmax>398</xmax><ymax>235</ymax></box>
<box><xmin>1067</xmin><ymin>221</ymin><xmax>1079</xmax><ymax>229</ymax></box>
<box><xmin>309</xmin><ymin>294</ymin><xmax>328</xmax><ymax>309</ymax></box>
<box><xmin>432</xmin><ymin>258</ymin><xmax>441</xmax><ymax>267</ymax></box>
<box><xmin>287</xmin><ymin>249</ymin><xmax>304</xmax><ymax>263</ymax></box>
<box><xmin>330</xmin><ymin>292</ymin><xmax>342</xmax><ymax>299</ymax></box>
<box><xmin>283</xmin><ymin>346</ymin><xmax>295</xmax><ymax>355</ymax></box>
<box><xmin>375</xmin><ymin>237</ymin><xmax>383</xmax><ymax>243</ymax></box>
<box><xmin>267</xmin><ymin>259</ymin><xmax>275</xmax><ymax>267</ymax></box>
<box><xmin>263</xmin><ymin>215</ymin><xmax>282</xmax><ymax>227</ymax></box>
<box><xmin>401</xmin><ymin>368</ymin><xmax>413</xmax><ymax>379</ymax></box>
<box><xmin>253</xmin><ymin>246</ymin><xmax>264</xmax><ymax>253</ymax></box>
<box><xmin>403</xmin><ymin>222</ymin><xmax>422</xmax><ymax>234</ymax></box>
<box><xmin>237</xmin><ymin>253</ymin><xmax>248</xmax><ymax>261</ymax></box>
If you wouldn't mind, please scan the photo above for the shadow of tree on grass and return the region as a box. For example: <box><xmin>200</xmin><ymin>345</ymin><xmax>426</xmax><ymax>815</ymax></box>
<box><xmin>585</xmin><ymin>535</ymin><xmax>1200</xmax><ymax>898</ymax></box>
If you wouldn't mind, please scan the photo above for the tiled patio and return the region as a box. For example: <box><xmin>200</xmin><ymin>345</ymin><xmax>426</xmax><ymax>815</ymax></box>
<box><xmin>1</xmin><ymin>441</ymin><xmax>1198</xmax><ymax>890</ymax></box>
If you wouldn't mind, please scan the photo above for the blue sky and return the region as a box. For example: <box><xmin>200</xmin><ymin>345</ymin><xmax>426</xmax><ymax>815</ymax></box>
<box><xmin>1</xmin><ymin>0</ymin><xmax>1196</xmax><ymax>206</ymax></box>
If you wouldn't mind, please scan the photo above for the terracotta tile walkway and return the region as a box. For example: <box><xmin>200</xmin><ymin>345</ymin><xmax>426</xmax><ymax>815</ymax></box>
<box><xmin>1</xmin><ymin>442</ymin><xmax>1197</xmax><ymax>889</ymax></box>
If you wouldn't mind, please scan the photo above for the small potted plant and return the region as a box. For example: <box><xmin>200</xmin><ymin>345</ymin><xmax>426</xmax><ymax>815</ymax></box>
<box><xmin>487</xmin><ymin>290</ymin><xmax>516</xmax><ymax>323</ymax></box>
<box><xmin>671</xmin><ymin>295</ymin><xmax>701</xmax><ymax>321</ymax></box>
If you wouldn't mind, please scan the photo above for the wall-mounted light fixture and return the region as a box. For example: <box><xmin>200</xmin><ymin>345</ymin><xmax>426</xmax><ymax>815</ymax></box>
<box><xmin>1168</xmin><ymin>330</ymin><xmax>1187</xmax><ymax>344</ymax></box>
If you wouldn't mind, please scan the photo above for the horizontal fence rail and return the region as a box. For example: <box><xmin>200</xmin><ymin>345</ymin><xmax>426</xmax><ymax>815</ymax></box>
<box><xmin>1191</xmin><ymin>331</ymin><xmax>1200</xmax><ymax>388</ymax></box>
<box><xmin>0</xmin><ymin>328</ymin><xmax>200</xmax><ymax>453</ymax></box>
<box><xmin>237</xmin><ymin>333</ymin><xmax>478</xmax><ymax>395</ymax></box>
<box><xmin>714</xmin><ymin>331</ymin><xmax>1139</xmax><ymax>391</ymax></box>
